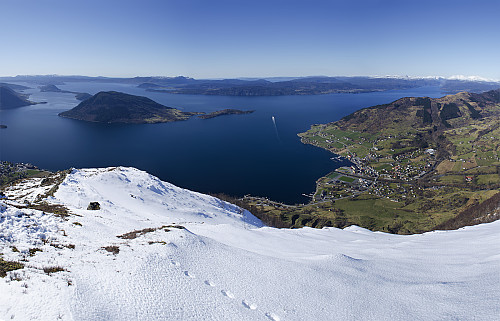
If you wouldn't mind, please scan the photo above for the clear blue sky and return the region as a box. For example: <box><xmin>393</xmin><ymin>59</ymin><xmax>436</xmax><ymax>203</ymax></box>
<box><xmin>1</xmin><ymin>0</ymin><xmax>499</xmax><ymax>79</ymax></box>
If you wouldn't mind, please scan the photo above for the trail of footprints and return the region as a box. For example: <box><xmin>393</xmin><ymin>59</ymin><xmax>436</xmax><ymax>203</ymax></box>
<box><xmin>170</xmin><ymin>258</ymin><xmax>280</xmax><ymax>321</ymax></box>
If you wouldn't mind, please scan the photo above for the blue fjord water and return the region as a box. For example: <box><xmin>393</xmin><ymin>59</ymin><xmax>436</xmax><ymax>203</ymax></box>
<box><xmin>0</xmin><ymin>83</ymin><xmax>445</xmax><ymax>204</ymax></box>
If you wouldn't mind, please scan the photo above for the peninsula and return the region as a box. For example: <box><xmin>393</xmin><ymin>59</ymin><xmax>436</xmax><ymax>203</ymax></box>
<box><xmin>233</xmin><ymin>89</ymin><xmax>500</xmax><ymax>234</ymax></box>
<box><xmin>59</xmin><ymin>91</ymin><xmax>199</xmax><ymax>124</ymax></box>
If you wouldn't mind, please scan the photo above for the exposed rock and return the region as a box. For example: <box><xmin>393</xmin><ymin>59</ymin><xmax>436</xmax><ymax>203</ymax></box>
<box><xmin>87</xmin><ymin>202</ymin><xmax>100</xmax><ymax>210</ymax></box>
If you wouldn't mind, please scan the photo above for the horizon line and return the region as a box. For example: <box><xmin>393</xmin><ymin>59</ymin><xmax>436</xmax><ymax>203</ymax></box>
<box><xmin>1</xmin><ymin>74</ymin><xmax>499</xmax><ymax>83</ymax></box>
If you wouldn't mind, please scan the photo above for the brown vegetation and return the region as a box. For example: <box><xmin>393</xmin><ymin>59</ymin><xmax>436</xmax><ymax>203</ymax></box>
<box><xmin>117</xmin><ymin>225</ymin><xmax>185</xmax><ymax>240</ymax></box>
<box><xmin>43</xmin><ymin>266</ymin><xmax>66</xmax><ymax>274</ymax></box>
<box><xmin>28</xmin><ymin>203</ymin><xmax>71</xmax><ymax>218</ymax></box>
<box><xmin>0</xmin><ymin>257</ymin><xmax>24</xmax><ymax>277</ymax></box>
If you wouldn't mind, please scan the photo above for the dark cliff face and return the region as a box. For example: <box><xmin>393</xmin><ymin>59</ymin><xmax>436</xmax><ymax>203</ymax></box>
<box><xmin>0</xmin><ymin>86</ymin><xmax>35</xmax><ymax>109</ymax></box>
<box><xmin>58</xmin><ymin>91</ymin><xmax>194</xmax><ymax>124</ymax></box>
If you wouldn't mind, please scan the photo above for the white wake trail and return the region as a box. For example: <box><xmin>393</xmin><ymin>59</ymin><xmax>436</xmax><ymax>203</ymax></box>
<box><xmin>272</xmin><ymin>116</ymin><xmax>281</xmax><ymax>142</ymax></box>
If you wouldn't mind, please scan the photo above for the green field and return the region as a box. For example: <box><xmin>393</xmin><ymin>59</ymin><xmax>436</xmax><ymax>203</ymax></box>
<box><xmin>338</xmin><ymin>176</ymin><xmax>355</xmax><ymax>183</ymax></box>
<box><xmin>438</xmin><ymin>175</ymin><xmax>465</xmax><ymax>184</ymax></box>
<box><xmin>477</xmin><ymin>174</ymin><xmax>500</xmax><ymax>185</ymax></box>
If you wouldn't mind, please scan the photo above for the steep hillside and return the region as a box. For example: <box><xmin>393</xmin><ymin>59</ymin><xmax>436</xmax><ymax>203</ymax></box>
<box><xmin>334</xmin><ymin>88</ymin><xmax>500</xmax><ymax>134</ymax></box>
<box><xmin>0</xmin><ymin>86</ymin><xmax>36</xmax><ymax>109</ymax></box>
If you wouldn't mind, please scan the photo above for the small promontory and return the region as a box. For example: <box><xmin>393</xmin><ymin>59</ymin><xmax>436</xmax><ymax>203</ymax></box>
<box><xmin>58</xmin><ymin>91</ymin><xmax>199</xmax><ymax>124</ymax></box>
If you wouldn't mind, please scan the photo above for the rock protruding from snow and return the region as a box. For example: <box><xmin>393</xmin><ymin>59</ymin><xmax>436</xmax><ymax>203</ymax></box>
<box><xmin>86</xmin><ymin>202</ymin><xmax>100</xmax><ymax>210</ymax></box>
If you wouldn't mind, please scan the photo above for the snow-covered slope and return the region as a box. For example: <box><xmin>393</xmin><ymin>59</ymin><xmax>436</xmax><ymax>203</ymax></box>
<box><xmin>1</xmin><ymin>167</ymin><xmax>499</xmax><ymax>320</ymax></box>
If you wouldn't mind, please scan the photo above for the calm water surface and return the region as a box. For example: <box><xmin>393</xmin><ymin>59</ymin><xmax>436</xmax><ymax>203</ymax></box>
<box><xmin>0</xmin><ymin>83</ymin><xmax>445</xmax><ymax>204</ymax></box>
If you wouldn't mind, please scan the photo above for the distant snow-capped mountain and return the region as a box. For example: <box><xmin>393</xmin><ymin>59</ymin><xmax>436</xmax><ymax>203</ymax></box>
<box><xmin>370</xmin><ymin>74</ymin><xmax>500</xmax><ymax>82</ymax></box>
<box><xmin>448</xmin><ymin>74</ymin><xmax>500</xmax><ymax>82</ymax></box>
<box><xmin>1</xmin><ymin>167</ymin><xmax>498</xmax><ymax>320</ymax></box>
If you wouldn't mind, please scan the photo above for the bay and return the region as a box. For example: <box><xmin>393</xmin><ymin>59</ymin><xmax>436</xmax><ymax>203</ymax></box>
<box><xmin>0</xmin><ymin>83</ymin><xmax>445</xmax><ymax>204</ymax></box>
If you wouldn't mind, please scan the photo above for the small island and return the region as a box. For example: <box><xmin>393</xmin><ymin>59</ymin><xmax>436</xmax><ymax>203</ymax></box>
<box><xmin>40</xmin><ymin>84</ymin><xmax>92</xmax><ymax>101</ymax></box>
<box><xmin>40</xmin><ymin>84</ymin><xmax>70</xmax><ymax>93</ymax></box>
<box><xmin>58</xmin><ymin>91</ymin><xmax>200</xmax><ymax>124</ymax></box>
<box><xmin>198</xmin><ymin>109</ymin><xmax>254</xmax><ymax>119</ymax></box>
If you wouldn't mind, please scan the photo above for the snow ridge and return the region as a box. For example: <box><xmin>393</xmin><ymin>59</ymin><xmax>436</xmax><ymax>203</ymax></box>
<box><xmin>1</xmin><ymin>167</ymin><xmax>499</xmax><ymax>320</ymax></box>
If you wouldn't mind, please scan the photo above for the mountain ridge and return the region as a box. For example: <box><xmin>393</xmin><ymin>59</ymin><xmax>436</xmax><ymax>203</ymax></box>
<box><xmin>3</xmin><ymin>75</ymin><xmax>499</xmax><ymax>95</ymax></box>
<box><xmin>335</xmin><ymin>88</ymin><xmax>500</xmax><ymax>134</ymax></box>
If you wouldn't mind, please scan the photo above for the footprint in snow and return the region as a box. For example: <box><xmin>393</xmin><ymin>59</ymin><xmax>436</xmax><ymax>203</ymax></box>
<box><xmin>265</xmin><ymin>312</ymin><xmax>280</xmax><ymax>321</ymax></box>
<box><xmin>204</xmin><ymin>280</ymin><xmax>215</xmax><ymax>287</ymax></box>
<box><xmin>221</xmin><ymin>290</ymin><xmax>235</xmax><ymax>299</ymax></box>
<box><xmin>184</xmin><ymin>271</ymin><xmax>195</xmax><ymax>278</ymax></box>
<box><xmin>242</xmin><ymin>300</ymin><xmax>257</xmax><ymax>310</ymax></box>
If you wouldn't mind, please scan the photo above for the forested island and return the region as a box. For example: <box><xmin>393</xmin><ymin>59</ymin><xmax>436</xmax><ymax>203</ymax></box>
<box><xmin>58</xmin><ymin>91</ymin><xmax>200</xmax><ymax>124</ymax></box>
